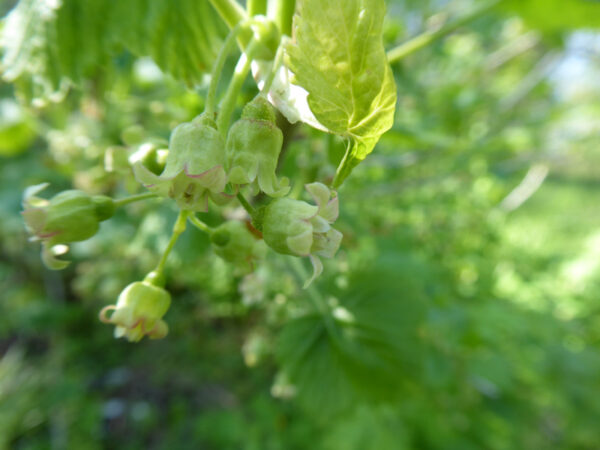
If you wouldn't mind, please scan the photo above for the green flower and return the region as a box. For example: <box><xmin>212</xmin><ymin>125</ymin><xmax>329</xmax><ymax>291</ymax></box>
<box><xmin>99</xmin><ymin>272</ymin><xmax>171</xmax><ymax>342</ymax></box>
<box><xmin>262</xmin><ymin>182</ymin><xmax>342</xmax><ymax>286</ymax></box>
<box><xmin>133</xmin><ymin>114</ymin><xmax>228</xmax><ymax>212</ymax></box>
<box><xmin>226</xmin><ymin>96</ymin><xmax>289</xmax><ymax>197</ymax></box>
<box><xmin>22</xmin><ymin>183</ymin><xmax>115</xmax><ymax>269</ymax></box>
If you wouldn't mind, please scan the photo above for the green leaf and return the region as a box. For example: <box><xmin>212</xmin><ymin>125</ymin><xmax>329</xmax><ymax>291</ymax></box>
<box><xmin>285</xmin><ymin>0</ymin><xmax>397</xmax><ymax>187</ymax></box>
<box><xmin>277</xmin><ymin>256</ymin><xmax>427</xmax><ymax>418</ymax></box>
<box><xmin>111</xmin><ymin>0</ymin><xmax>227</xmax><ymax>86</ymax></box>
<box><xmin>501</xmin><ymin>0</ymin><xmax>600</xmax><ymax>32</ymax></box>
<box><xmin>1</xmin><ymin>0</ymin><xmax>228</xmax><ymax>104</ymax></box>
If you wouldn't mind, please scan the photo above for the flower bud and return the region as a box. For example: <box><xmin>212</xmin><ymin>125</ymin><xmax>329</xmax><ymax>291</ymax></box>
<box><xmin>99</xmin><ymin>271</ymin><xmax>171</xmax><ymax>342</ymax></box>
<box><xmin>210</xmin><ymin>221</ymin><xmax>266</xmax><ymax>274</ymax></box>
<box><xmin>226</xmin><ymin>96</ymin><xmax>289</xmax><ymax>197</ymax></box>
<box><xmin>133</xmin><ymin>114</ymin><xmax>228</xmax><ymax>211</ymax></box>
<box><xmin>262</xmin><ymin>182</ymin><xmax>342</xmax><ymax>286</ymax></box>
<box><xmin>22</xmin><ymin>183</ymin><xmax>116</xmax><ymax>269</ymax></box>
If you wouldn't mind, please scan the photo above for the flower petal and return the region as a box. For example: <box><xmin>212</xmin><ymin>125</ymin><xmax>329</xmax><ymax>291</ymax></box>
<box><xmin>286</xmin><ymin>228</ymin><xmax>313</xmax><ymax>256</ymax></box>
<box><xmin>41</xmin><ymin>243</ymin><xmax>70</xmax><ymax>270</ymax></box>
<box><xmin>305</xmin><ymin>182</ymin><xmax>331</xmax><ymax>210</ymax></box>
<box><xmin>303</xmin><ymin>254</ymin><xmax>323</xmax><ymax>289</ymax></box>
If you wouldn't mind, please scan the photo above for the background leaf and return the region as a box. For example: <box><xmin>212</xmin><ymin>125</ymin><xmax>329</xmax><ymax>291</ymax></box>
<box><xmin>0</xmin><ymin>0</ymin><xmax>227</xmax><ymax>104</ymax></box>
<box><xmin>277</xmin><ymin>253</ymin><xmax>428</xmax><ymax>418</ymax></box>
<box><xmin>501</xmin><ymin>0</ymin><xmax>600</xmax><ymax>33</ymax></box>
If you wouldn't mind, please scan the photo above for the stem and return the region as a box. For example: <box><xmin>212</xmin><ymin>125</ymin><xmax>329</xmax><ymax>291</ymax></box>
<box><xmin>331</xmin><ymin>140</ymin><xmax>352</xmax><ymax>189</ymax></box>
<box><xmin>188</xmin><ymin>215</ymin><xmax>213</xmax><ymax>234</ymax></box>
<box><xmin>236</xmin><ymin>192</ymin><xmax>256</xmax><ymax>217</ymax></box>
<box><xmin>386</xmin><ymin>0</ymin><xmax>499</xmax><ymax>64</ymax></box>
<box><xmin>260</xmin><ymin>43</ymin><xmax>284</xmax><ymax>94</ymax></box>
<box><xmin>205</xmin><ymin>23</ymin><xmax>244</xmax><ymax>117</ymax></box>
<box><xmin>113</xmin><ymin>192</ymin><xmax>158</xmax><ymax>207</ymax></box>
<box><xmin>248</xmin><ymin>0</ymin><xmax>267</xmax><ymax>16</ymax></box>
<box><xmin>217</xmin><ymin>39</ymin><xmax>260</xmax><ymax>135</ymax></box>
<box><xmin>208</xmin><ymin>0</ymin><xmax>247</xmax><ymax>30</ymax></box>
<box><xmin>154</xmin><ymin>210</ymin><xmax>189</xmax><ymax>274</ymax></box>
<box><xmin>274</xmin><ymin>0</ymin><xmax>296</xmax><ymax>36</ymax></box>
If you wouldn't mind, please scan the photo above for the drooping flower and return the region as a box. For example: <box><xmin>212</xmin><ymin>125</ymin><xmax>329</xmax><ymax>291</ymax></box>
<box><xmin>99</xmin><ymin>271</ymin><xmax>171</xmax><ymax>342</ymax></box>
<box><xmin>262</xmin><ymin>182</ymin><xmax>342</xmax><ymax>287</ymax></box>
<box><xmin>133</xmin><ymin>114</ymin><xmax>228</xmax><ymax>212</ymax></box>
<box><xmin>226</xmin><ymin>96</ymin><xmax>289</xmax><ymax>197</ymax></box>
<box><xmin>22</xmin><ymin>183</ymin><xmax>115</xmax><ymax>269</ymax></box>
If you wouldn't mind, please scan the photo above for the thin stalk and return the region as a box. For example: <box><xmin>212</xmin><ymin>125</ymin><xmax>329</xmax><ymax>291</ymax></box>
<box><xmin>188</xmin><ymin>215</ymin><xmax>213</xmax><ymax>234</ymax></box>
<box><xmin>248</xmin><ymin>0</ymin><xmax>267</xmax><ymax>16</ymax></box>
<box><xmin>205</xmin><ymin>23</ymin><xmax>244</xmax><ymax>117</ymax></box>
<box><xmin>236</xmin><ymin>192</ymin><xmax>256</xmax><ymax>217</ymax></box>
<box><xmin>260</xmin><ymin>43</ymin><xmax>284</xmax><ymax>94</ymax></box>
<box><xmin>217</xmin><ymin>39</ymin><xmax>260</xmax><ymax>135</ymax></box>
<box><xmin>274</xmin><ymin>0</ymin><xmax>295</xmax><ymax>36</ymax></box>
<box><xmin>154</xmin><ymin>210</ymin><xmax>189</xmax><ymax>274</ymax></box>
<box><xmin>208</xmin><ymin>0</ymin><xmax>247</xmax><ymax>30</ymax></box>
<box><xmin>387</xmin><ymin>0</ymin><xmax>499</xmax><ymax>64</ymax></box>
<box><xmin>331</xmin><ymin>140</ymin><xmax>352</xmax><ymax>189</ymax></box>
<box><xmin>113</xmin><ymin>192</ymin><xmax>158</xmax><ymax>207</ymax></box>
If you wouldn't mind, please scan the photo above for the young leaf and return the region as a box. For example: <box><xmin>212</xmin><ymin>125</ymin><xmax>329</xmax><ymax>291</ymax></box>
<box><xmin>284</xmin><ymin>0</ymin><xmax>397</xmax><ymax>187</ymax></box>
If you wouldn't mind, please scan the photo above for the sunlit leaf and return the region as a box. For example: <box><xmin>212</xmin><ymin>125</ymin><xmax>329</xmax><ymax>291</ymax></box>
<box><xmin>284</xmin><ymin>0</ymin><xmax>397</xmax><ymax>186</ymax></box>
<box><xmin>502</xmin><ymin>0</ymin><xmax>600</xmax><ymax>32</ymax></box>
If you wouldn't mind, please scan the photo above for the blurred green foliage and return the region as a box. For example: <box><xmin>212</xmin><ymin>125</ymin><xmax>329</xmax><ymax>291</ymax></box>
<box><xmin>1</xmin><ymin>0</ymin><xmax>600</xmax><ymax>449</ymax></box>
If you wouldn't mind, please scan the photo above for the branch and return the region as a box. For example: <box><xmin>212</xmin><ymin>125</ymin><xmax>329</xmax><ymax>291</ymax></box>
<box><xmin>387</xmin><ymin>0</ymin><xmax>500</xmax><ymax>64</ymax></box>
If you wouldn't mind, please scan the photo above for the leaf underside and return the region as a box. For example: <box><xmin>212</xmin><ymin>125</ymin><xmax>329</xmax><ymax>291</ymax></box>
<box><xmin>285</xmin><ymin>0</ymin><xmax>397</xmax><ymax>187</ymax></box>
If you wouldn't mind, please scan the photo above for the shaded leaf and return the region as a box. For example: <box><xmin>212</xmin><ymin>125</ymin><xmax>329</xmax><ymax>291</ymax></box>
<box><xmin>1</xmin><ymin>0</ymin><xmax>228</xmax><ymax>104</ymax></box>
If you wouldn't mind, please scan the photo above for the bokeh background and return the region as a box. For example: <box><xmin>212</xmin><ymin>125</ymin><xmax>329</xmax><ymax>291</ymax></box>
<box><xmin>1</xmin><ymin>0</ymin><xmax>600</xmax><ymax>448</ymax></box>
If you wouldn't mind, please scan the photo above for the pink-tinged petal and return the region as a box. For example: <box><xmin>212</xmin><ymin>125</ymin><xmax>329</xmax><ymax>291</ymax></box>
<box><xmin>320</xmin><ymin>196</ymin><xmax>339</xmax><ymax>223</ymax></box>
<box><xmin>133</xmin><ymin>162</ymin><xmax>172</xmax><ymax>196</ymax></box>
<box><xmin>22</xmin><ymin>208</ymin><xmax>48</xmax><ymax>236</ymax></box>
<box><xmin>305</xmin><ymin>182</ymin><xmax>331</xmax><ymax>210</ymax></box>
<box><xmin>184</xmin><ymin>164</ymin><xmax>227</xmax><ymax>193</ymax></box>
<box><xmin>310</xmin><ymin>215</ymin><xmax>330</xmax><ymax>233</ymax></box>
<box><xmin>314</xmin><ymin>228</ymin><xmax>343</xmax><ymax>258</ymax></box>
